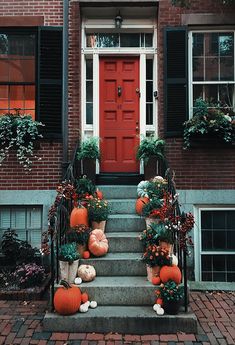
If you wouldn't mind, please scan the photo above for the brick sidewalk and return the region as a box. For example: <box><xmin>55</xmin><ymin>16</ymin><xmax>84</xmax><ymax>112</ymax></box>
<box><xmin>0</xmin><ymin>291</ymin><xmax>234</xmax><ymax>345</ymax></box>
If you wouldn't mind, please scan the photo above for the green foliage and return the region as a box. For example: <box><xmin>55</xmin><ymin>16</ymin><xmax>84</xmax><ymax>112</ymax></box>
<box><xmin>156</xmin><ymin>280</ymin><xmax>184</xmax><ymax>302</ymax></box>
<box><xmin>183</xmin><ymin>98</ymin><xmax>235</xmax><ymax>149</ymax></box>
<box><xmin>137</xmin><ymin>177</ymin><xmax>168</xmax><ymax>200</ymax></box>
<box><xmin>75</xmin><ymin>176</ymin><xmax>96</xmax><ymax>197</ymax></box>
<box><xmin>87</xmin><ymin>198</ymin><xmax>111</xmax><ymax>222</ymax></box>
<box><xmin>139</xmin><ymin>225</ymin><xmax>160</xmax><ymax>248</ymax></box>
<box><xmin>142</xmin><ymin>244</ymin><xmax>171</xmax><ymax>267</ymax></box>
<box><xmin>136</xmin><ymin>136</ymin><xmax>165</xmax><ymax>164</ymax></box>
<box><xmin>171</xmin><ymin>0</ymin><xmax>235</xmax><ymax>7</ymax></box>
<box><xmin>150</xmin><ymin>222</ymin><xmax>175</xmax><ymax>245</ymax></box>
<box><xmin>66</xmin><ymin>225</ymin><xmax>91</xmax><ymax>245</ymax></box>
<box><xmin>59</xmin><ymin>242</ymin><xmax>79</xmax><ymax>262</ymax></box>
<box><xmin>142</xmin><ymin>198</ymin><xmax>163</xmax><ymax>218</ymax></box>
<box><xmin>77</xmin><ymin>136</ymin><xmax>100</xmax><ymax>160</ymax></box>
<box><xmin>1</xmin><ymin>229</ymin><xmax>40</xmax><ymax>265</ymax></box>
<box><xmin>0</xmin><ymin>111</ymin><xmax>44</xmax><ymax>171</ymax></box>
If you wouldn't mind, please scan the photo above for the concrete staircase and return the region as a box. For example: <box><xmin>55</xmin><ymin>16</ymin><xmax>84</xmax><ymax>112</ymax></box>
<box><xmin>43</xmin><ymin>185</ymin><xmax>197</xmax><ymax>334</ymax></box>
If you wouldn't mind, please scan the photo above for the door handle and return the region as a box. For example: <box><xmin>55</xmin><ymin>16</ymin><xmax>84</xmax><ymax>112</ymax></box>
<box><xmin>118</xmin><ymin>86</ymin><xmax>122</xmax><ymax>97</ymax></box>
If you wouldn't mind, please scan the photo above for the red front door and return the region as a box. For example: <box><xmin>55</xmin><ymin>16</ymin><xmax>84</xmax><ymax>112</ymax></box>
<box><xmin>99</xmin><ymin>57</ymin><xmax>140</xmax><ymax>173</ymax></box>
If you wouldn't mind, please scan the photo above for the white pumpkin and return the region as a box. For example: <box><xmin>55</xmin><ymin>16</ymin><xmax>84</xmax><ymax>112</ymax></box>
<box><xmin>90</xmin><ymin>301</ymin><xmax>97</xmax><ymax>309</ymax></box>
<box><xmin>77</xmin><ymin>264</ymin><xmax>96</xmax><ymax>282</ymax></box>
<box><xmin>79</xmin><ymin>303</ymin><xmax>89</xmax><ymax>313</ymax></box>
<box><xmin>74</xmin><ymin>277</ymin><xmax>82</xmax><ymax>285</ymax></box>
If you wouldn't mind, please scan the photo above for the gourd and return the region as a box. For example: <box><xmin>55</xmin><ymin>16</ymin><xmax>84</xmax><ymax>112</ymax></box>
<box><xmin>81</xmin><ymin>292</ymin><xmax>89</xmax><ymax>303</ymax></box>
<box><xmin>137</xmin><ymin>180</ymin><xmax>149</xmax><ymax>198</ymax></box>
<box><xmin>82</xmin><ymin>250</ymin><xmax>91</xmax><ymax>259</ymax></box>
<box><xmin>160</xmin><ymin>265</ymin><xmax>182</xmax><ymax>285</ymax></box>
<box><xmin>77</xmin><ymin>264</ymin><xmax>96</xmax><ymax>282</ymax></box>
<box><xmin>152</xmin><ymin>276</ymin><xmax>161</xmax><ymax>285</ymax></box>
<box><xmin>135</xmin><ymin>197</ymin><xmax>149</xmax><ymax>215</ymax></box>
<box><xmin>70</xmin><ymin>204</ymin><xmax>89</xmax><ymax>227</ymax></box>
<box><xmin>54</xmin><ymin>280</ymin><xmax>81</xmax><ymax>315</ymax></box>
<box><xmin>88</xmin><ymin>229</ymin><xmax>109</xmax><ymax>257</ymax></box>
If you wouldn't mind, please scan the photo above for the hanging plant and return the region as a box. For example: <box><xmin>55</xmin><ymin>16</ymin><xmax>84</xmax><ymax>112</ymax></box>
<box><xmin>0</xmin><ymin>110</ymin><xmax>44</xmax><ymax>171</ymax></box>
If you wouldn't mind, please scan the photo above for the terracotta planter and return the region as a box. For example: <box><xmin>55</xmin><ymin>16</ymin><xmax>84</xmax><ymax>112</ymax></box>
<box><xmin>146</xmin><ymin>265</ymin><xmax>160</xmax><ymax>282</ymax></box>
<box><xmin>59</xmin><ymin>259</ymin><xmax>79</xmax><ymax>284</ymax></box>
<box><xmin>145</xmin><ymin>217</ymin><xmax>160</xmax><ymax>229</ymax></box>
<box><xmin>92</xmin><ymin>220</ymin><xmax>106</xmax><ymax>232</ymax></box>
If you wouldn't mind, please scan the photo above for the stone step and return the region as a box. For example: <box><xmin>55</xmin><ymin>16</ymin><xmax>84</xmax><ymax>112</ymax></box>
<box><xmin>106</xmin><ymin>214</ymin><xmax>145</xmax><ymax>232</ymax></box>
<box><xmin>77</xmin><ymin>276</ymin><xmax>154</xmax><ymax>305</ymax></box>
<box><xmin>44</xmin><ymin>305</ymin><xmax>197</xmax><ymax>334</ymax></box>
<box><xmin>106</xmin><ymin>232</ymin><xmax>143</xmax><ymax>252</ymax></box>
<box><xmin>80</xmin><ymin>253</ymin><xmax>146</xmax><ymax>276</ymax></box>
<box><xmin>98</xmin><ymin>185</ymin><xmax>138</xmax><ymax>199</ymax></box>
<box><xmin>109</xmin><ymin>199</ymin><xmax>136</xmax><ymax>214</ymax></box>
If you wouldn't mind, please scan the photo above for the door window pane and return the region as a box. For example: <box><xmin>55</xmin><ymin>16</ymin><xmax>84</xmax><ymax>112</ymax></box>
<box><xmin>86</xmin><ymin>59</ymin><xmax>93</xmax><ymax>125</ymax></box>
<box><xmin>120</xmin><ymin>34</ymin><xmax>140</xmax><ymax>47</ymax></box>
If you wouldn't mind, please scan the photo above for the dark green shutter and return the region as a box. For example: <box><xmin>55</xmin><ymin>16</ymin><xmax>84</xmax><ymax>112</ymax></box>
<box><xmin>38</xmin><ymin>27</ymin><xmax>63</xmax><ymax>138</ymax></box>
<box><xmin>164</xmin><ymin>27</ymin><xmax>188</xmax><ymax>136</ymax></box>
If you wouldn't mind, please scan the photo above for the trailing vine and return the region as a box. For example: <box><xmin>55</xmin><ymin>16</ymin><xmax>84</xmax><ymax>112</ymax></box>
<box><xmin>0</xmin><ymin>110</ymin><xmax>44</xmax><ymax>171</ymax></box>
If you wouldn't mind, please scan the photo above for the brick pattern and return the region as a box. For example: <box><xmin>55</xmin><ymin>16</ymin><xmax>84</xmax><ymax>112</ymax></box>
<box><xmin>0</xmin><ymin>291</ymin><xmax>234</xmax><ymax>344</ymax></box>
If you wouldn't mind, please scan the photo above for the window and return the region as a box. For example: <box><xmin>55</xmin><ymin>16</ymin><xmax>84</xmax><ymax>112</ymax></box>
<box><xmin>146</xmin><ymin>59</ymin><xmax>153</xmax><ymax>125</ymax></box>
<box><xmin>86</xmin><ymin>60</ymin><xmax>93</xmax><ymax>125</ymax></box>
<box><xmin>0</xmin><ymin>206</ymin><xmax>43</xmax><ymax>248</ymax></box>
<box><xmin>0</xmin><ymin>32</ymin><xmax>36</xmax><ymax>118</ymax></box>
<box><xmin>200</xmin><ymin>209</ymin><xmax>235</xmax><ymax>282</ymax></box>
<box><xmin>86</xmin><ymin>33</ymin><xmax>153</xmax><ymax>48</ymax></box>
<box><xmin>190</xmin><ymin>31</ymin><xmax>235</xmax><ymax>114</ymax></box>
<box><xmin>0</xmin><ymin>27</ymin><xmax>63</xmax><ymax>137</ymax></box>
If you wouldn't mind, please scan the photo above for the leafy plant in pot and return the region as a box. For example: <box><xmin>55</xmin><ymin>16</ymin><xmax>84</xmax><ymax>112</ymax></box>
<box><xmin>87</xmin><ymin>197</ymin><xmax>111</xmax><ymax>232</ymax></box>
<box><xmin>66</xmin><ymin>225</ymin><xmax>91</xmax><ymax>256</ymax></box>
<box><xmin>58</xmin><ymin>242</ymin><xmax>80</xmax><ymax>283</ymax></box>
<box><xmin>136</xmin><ymin>136</ymin><xmax>165</xmax><ymax>180</ymax></box>
<box><xmin>155</xmin><ymin>280</ymin><xmax>184</xmax><ymax>315</ymax></box>
<box><xmin>76</xmin><ymin>137</ymin><xmax>100</xmax><ymax>182</ymax></box>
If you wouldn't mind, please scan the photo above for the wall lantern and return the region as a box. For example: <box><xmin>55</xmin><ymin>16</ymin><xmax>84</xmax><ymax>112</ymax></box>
<box><xmin>115</xmin><ymin>11</ymin><xmax>123</xmax><ymax>29</ymax></box>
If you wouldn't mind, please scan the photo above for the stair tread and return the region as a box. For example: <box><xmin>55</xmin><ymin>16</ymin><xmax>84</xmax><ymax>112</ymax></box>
<box><xmin>81</xmin><ymin>252</ymin><xmax>142</xmax><ymax>261</ymax></box>
<box><xmin>106</xmin><ymin>232</ymin><xmax>140</xmax><ymax>238</ymax></box>
<box><xmin>72</xmin><ymin>276</ymin><xmax>151</xmax><ymax>287</ymax></box>
<box><xmin>108</xmin><ymin>214</ymin><xmax>141</xmax><ymax>218</ymax></box>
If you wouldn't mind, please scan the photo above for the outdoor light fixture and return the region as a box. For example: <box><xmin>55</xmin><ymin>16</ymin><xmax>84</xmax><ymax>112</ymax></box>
<box><xmin>115</xmin><ymin>11</ymin><xmax>123</xmax><ymax>29</ymax></box>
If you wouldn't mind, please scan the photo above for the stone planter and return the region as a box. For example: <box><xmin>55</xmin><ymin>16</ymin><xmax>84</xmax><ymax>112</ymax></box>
<box><xmin>91</xmin><ymin>220</ymin><xmax>106</xmax><ymax>232</ymax></box>
<box><xmin>146</xmin><ymin>265</ymin><xmax>160</xmax><ymax>282</ymax></box>
<box><xmin>144</xmin><ymin>156</ymin><xmax>158</xmax><ymax>180</ymax></box>
<box><xmin>163</xmin><ymin>300</ymin><xmax>181</xmax><ymax>315</ymax></box>
<box><xmin>59</xmin><ymin>259</ymin><xmax>79</xmax><ymax>284</ymax></box>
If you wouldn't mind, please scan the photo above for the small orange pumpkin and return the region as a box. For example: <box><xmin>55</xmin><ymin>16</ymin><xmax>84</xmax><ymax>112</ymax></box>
<box><xmin>152</xmin><ymin>276</ymin><xmax>161</xmax><ymax>285</ymax></box>
<box><xmin>70</xmin><ymin>205</ymin><xmax>89</xmax><ymax>227</ymax></box>
<box><xmin>54</xmin><ymin>280</ymin><xmax>81</xmax><ymax>315</ymax></box>
<box><xmin>88</xmin><ymin>229</ymin><xmax>109</xmax><ymax>257</ymax></box>
<box><xmin>135</xmin><ymin>197</ymin><xmax>149</xmax><ymax>215</ymax></box>
<box><xmin>156</xmin><ymin>298</ymin><xmax>163</xmax><ymax>306</ymax></box>
<box><xmin>81</xmin><ymin>292</ymin><xmax>89</xmax><ymax>303</ymax></box>
<box><xmin>82</xmin><ymin>250</ymin><xmax>91</xmax><ymax>259</ymax></box>
<box><xmin>160</xmin><ymin>265</ymin><xmax>182</xmax><ymax>285</ymax></box>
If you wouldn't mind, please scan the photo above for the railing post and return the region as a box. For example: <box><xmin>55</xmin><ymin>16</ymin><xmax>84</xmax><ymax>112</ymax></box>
<box><xmin>183</xmin><ymin>249</ymin><xmax>188</xmax><ymax>312</ymax></box>
<box><xmin>50</xmin><ymin>228</ymin><xmax>55</xmax><ymax>312</ymax></box>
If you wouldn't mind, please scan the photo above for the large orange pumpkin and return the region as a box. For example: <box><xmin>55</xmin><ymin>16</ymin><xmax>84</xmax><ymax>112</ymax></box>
<box><xmin>160</xmin><ymin>265</ymin><xmax>182</xmax><ymax>285</ymax></box>
<box><xmin>54</xmin><ymin>280</ymin><xmax>82</xmax><ymax>315</ymax></box>
<box><xmin>135</xmin><ymin>197</ymin><xmax>149</xmax><ymax>215</ymax></box>
<box><xmin>88</xmin><ymin>229</ymin><xmax>109</xmax><ymax>257</ymax></box>
<box><xmin>70</xmin><ymin>205</ymin><xmax>89</xmax><ymax>227</ymax></box>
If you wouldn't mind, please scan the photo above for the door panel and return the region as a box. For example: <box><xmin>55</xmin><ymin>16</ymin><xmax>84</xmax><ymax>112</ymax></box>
<box><xmin>100</xmin><ymin>57</ymin><xmax>139</xmax><ymax>173</ymax></box>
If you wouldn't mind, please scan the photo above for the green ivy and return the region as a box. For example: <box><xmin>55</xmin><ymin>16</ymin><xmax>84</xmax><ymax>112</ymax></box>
<box><xmin>77</xmin><ymin>136</ymin><xmax>100</xmax><ymax>160</ymax></box>
<box><xmin>136</xmin><ymin>136</ymin><xmax>165</xmax><ymax>164</ymax></box>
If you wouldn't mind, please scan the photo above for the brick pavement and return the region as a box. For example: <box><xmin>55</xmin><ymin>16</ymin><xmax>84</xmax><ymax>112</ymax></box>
<box><xmin>0</xmin><ymin>291</ymin><xmax>234</xmax><ymax>345</ymax></box>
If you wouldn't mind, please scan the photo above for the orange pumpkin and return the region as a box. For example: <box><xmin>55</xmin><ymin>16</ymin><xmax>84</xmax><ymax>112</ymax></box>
<box><xmin>54</xmin><ymin>280</ymin><xmax>81</xmax><ymax>315</ymax></box>
<box><xmin>81</xmin><ymin>292</ymin><xmax>89</xmax><ymax>303</ymax></box>
<box><xmin>160</xmin><ymin>265</ymin><xmax>182</xmax><ymax>285</ymax></box>
<box><xmin>88</xmin><ymin>229</ymin><xmax>109</xmax><ymax>257</ymax></box>
<box><xmin>96</xmin><ymin>189</ymin><xmax>103</xmax><ymax>199</ymax></box>
<box><xmin>70</xmin><ymin>205</ymin><xmax>89</xmax><ymax>227</ymax></box>
<box><xmin>152</xmin><ymin>276</ymin><xmax>161</xmax><ymax>285</ymax></box>
<box><xmin>156</xmin><ymin>298</ymin><xmax>163</xmax><ymax>306</ymax></box>
<box><xmin>82</xmin><ymin>250</ymin><xmax>91</xmax><ymax>259</ymax></box>
<box><xmin>135</xmin><ymin>197</ymin><xmax>149</xmax><ymax>215</ymax></box>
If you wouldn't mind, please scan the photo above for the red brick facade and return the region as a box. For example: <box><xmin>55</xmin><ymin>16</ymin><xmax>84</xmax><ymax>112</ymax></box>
<box><xmin>0</xmin><ymin>0</ymin><xmax>234</xmax><ymax>190</ymax></box>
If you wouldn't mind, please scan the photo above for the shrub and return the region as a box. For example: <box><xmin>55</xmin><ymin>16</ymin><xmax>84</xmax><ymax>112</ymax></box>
<box><xmin>13</xmin><ymin>263</ymin><xmax>45</xmax><ymax>288</ymax></box>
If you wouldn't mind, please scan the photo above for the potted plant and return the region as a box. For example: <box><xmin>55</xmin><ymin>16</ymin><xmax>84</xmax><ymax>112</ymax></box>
<box><xmin>155</xmin><ymin>280</ymin><xmax>184</xmax><ymax>315</ymax></box>
<box><xmin>66</xmin><ymin>225</ymin><xmax>91</xmax><ymax>256</ymax></box>
<box><xmin>76</xmin><ymin>137</ymin><xmax>100</xmax><ymax>182</ymax></box>
<box><xmin>183</xmin><ymin>98</ymin><xmax>235</xmax><ymax>149</ymax></box>
<box><xmin>86</xmin><ymin>197</ymin><xmax>111</xmax><ymax>232</ymax></box>
<box><xmin>58</xmin><ymin>242</ymin><xmax>80</xmax><ymax>283</ymax></box>
<box><xmin>136</xmin><ymin>136</ymin><xmax>165</xmax><ymax>179</ymax></box>
<box><xmin>75</xmin><ymin>175</ymin><xmax>96</xmax><ymax>199</ymax></box>
<box><xmin>0</xmin><ymin>110</ymin><xmax>44</xmax><ymax>171</ymax></box>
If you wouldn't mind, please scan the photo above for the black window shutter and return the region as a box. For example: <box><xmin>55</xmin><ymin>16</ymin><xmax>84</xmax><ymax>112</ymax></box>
<box><xmin>38</xmin><ymin>27</ymin><xmax>63</xmax><ymax>138</ymax></box>
<box><xmin>164</xmin><ymin>27</ymin><xmax>188</xmax><ymax>136</ymax></box>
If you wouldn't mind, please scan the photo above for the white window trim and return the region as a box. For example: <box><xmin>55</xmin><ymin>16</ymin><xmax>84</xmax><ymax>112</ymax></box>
<box><xmin>188</xmin><ymin>30</ymin><xmax>235</xmax><ymax>118</ymax></box>
<box><xmin>194</xmin><ymin>205</ymin><xmax>235</xmax><ymax>282</ymax></box>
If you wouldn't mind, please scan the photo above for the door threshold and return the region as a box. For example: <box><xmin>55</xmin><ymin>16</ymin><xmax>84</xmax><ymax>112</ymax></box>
<box><xmin>96</xmin><ymin>173</ymin><xmax>144</xmax><ymax>185</ymax></box>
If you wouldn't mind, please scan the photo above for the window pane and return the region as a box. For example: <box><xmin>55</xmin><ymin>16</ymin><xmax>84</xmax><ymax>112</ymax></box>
<box><xmin>201</xmin><ymin>211</ymin><xmax>212</xmax><ymax>229</ymax></box>
<box><xmin>205</xmin><ymin>57</ymin><xmax>219</xmax><ymax>81</ymax></box>
<box><xmin>212</xmin><ymin>211</ymin><xmax>226</xmax><ymax>229</ymax></box>
<box><xmin>220</xmin><ymin>57</ymin><xmax>234</xmax><ymax>81</ymax></box>
<box><xmin>146</xmin><ymin>81</ymin><xmax>153</xmax><ymax>102</ymax></box>
<box><xmin>25</xmin><ymin>86</ymin><xmax>35</xmax><ymax>112</ymax></box>
<box><xmin>9</xmin><ymin>85</ymin><xmax>24</xmax><ymax>109</ymax></box>
<box><xmin>0</xmin><ymin>59</ymin><xmax>9</xmax><ymax>82</ymax></box>
<box><xmin>202</xmin><ymin>255</ymin><xmax>212</xmax><ymax>271</ymax></box>
<box><xmin>213</xmin><ymin>272</ymin><xmax>226</xmax><ymax>281</ymax></box>
<box><xmin>120</xmin><ymin>34</ymin><xmax>140</xmax><ymax>47</ymax></box>
<box><xmin>86</xmin><ymin>60</ymin><xmax>93</xmax><ymax>80</ymax></box>
<box><xmin>227</xmin><ymin>231</ymin><xmax>235</xmax><ymax>250</ymax></box>
<box><xmin>86</xmin><ymin>81</ymin><xmax>93</xmax><ymax>102</ymax></box>
<box><xmin>146</xmin><ymin>59</ymin><xmax>153</xmax><ymax>80</ymax></box>
<box><xmin>219</xmin><ymin>33</ymin><xmax>234</xmax><ymax>56</ymax></box>
<box><xmin>202</xmin><ymin>230</ymin><xmax>212</xmax><ymax>250</ymax></box>
<box><xmin>193</xmin><ymin>57</ymin><xmax>204</xmax><ymax>81</ymax></box>
<box><xmin>227</xmin><ymin>211</ymin><xmax>235</xmax><ymax>229</ymax></box>
<box><xmin>227</xmin><ymin>255</ymin><xmax>235</xmax><ymax>271</ymax></box>
<box><xmin>146</xmin><ymin>104</ymin><xmax>153</xmax><ymax>125</ymax></box>
<box><xmin>0</xmin><ymin>85</ymin><xmax>8</xmax><ymax>110</ymax></box>
<box><xmin>86</xmin><ymin>103</ymin><xmax>93</xmax><ymax>124</ymax></box>
<box><xmin>227</xmin><ymin>273</ymin><xmax>235</xmax><ymax>282</ymax></box>
<box><xmin>98</xmin><ymin>34</ymin><xmax>119</xmax><ymax>48</ymax></box>
<box><xmin>193</xmin><ymin>33</ymin><xmax>204</xmax><ymax>56</ymax></box>
<box><xmin>213</xmin><ymin>230</ymin><xmax>226</xmax><ymax>250</ymax></box>
<box><xmin>86</xmin><ymin>34</ymin><xmax>98</xmax><ymax>48</ymax></box>
<box><xmin>213</xmin><ymin>255</ymin><xmax>225</xmax><ymax>271</ymax></box>
<box><xmin>202</xmin><ymin>272</ymin><xmax>212</xmax><ymax>281</ymax></box>
<box><xmin>219</xmin><ymin>84</ymin><xmax>234</xmax><ymax>106</ymax></box>
<box><xmin>0</xmin><ymin>34</ymin><xmax>8</xmax><ymax>55</ymax></box>
<box><xmin>145</xmin><ymin>34</ymin><xmax>153</xmax><ymax>47</ymax></box>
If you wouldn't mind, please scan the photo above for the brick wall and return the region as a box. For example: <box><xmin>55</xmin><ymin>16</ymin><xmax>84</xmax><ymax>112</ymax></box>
<box><xmin>158</xmin><ymin>0</ymin><xmax>235</xmax><ymax>189</ymax></box>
